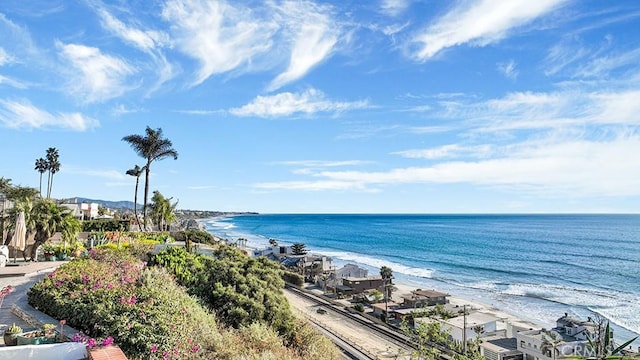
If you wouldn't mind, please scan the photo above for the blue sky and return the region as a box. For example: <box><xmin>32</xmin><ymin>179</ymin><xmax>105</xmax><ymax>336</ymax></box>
<box><xmin>1</xmin><ymin>0</ymin><xmax>640</xmax><ymax>213</ymax></box>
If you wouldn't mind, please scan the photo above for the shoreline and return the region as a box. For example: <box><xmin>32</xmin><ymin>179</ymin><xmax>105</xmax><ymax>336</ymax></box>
<box><xmin>199</xmin><ymin>216</ymin><xmax>640</xmax><ymax>345</ymax></box>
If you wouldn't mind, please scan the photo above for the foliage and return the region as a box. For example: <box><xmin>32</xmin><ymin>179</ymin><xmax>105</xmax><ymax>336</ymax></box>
<box><xmin>151</xmin><ymin>246</ymin><xmax>296</xmax><ymax>339</ymax></box>
<box><xmin>148</xmin><ymin>190</ymin><xmax>178</xmax><ymax>231</ymax></box>
<box><xmin>171</xmin><ymin>229</ymin><xmax>217</xmax><ymax>245</ymax></box>
<box><xmin>122</xmin><ymin>126</ymin><xmax>178</xmax><ymax>229</ymax></box>
<box><xmin>283</xmin><ymin>271</ymin><xmax>304</xmax><ymax>287</ymax></box>
<box><xmin>354</xmin><ymin>303</ymin><xmax>365</xmax><ymax>312</ymax></box>
<box><xmin>44</xmin><ymin>147</ymin><xmax>60</xmax><ymax>199</ymax></box>
<box><xmin>83</xmin><ymin>220</ymin><xmax>131</xmax><ymax>232</ymax></box>
<box><xmin>126</xmin><ymin>165</ymin><xmax>144</xmax><ymax>231</ymax></box>
<box><xmin>291</xmin><ymin>243</ymin><xmax>307</xmax><ymax>255</ymax></box>
<box><xmin>5</xmin><ymin>323</ymin><xmax>22</xmax><ymax>334</ymax></box>
<box><xmin>28</xmin><ymin>251</ymin><xmax>215</xmax><ymax>359</ymax></box>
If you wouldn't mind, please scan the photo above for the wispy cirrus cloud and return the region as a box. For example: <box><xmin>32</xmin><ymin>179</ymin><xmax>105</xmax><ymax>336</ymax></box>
<box><xmin>497</xmin><ymin>59</ymin><xmax>519</xmax><ymax>80</ymax></box>
<box><xmin>0</xmin><ymin>99</ymin><xmax>99</xmax><ymax>131</ymax></box>
<box><xmin>229</xmin><ymin>88</ymin><xmax>369</xmax><ymax>118</ymax></box>
<box><xmin>380</xmin><ymin>0</ymin><xmax>410</xmax><ymax>17</ymax></box>
<box><xmin>267</xmin><ymin>1</ymin><xmax>339</xmax><ymax>91</ymax></box>
<box><xmin>96</xmin><ymin>8</ymin><xmax>169</xmax><ymax>53</ymax></box>
<box><xmin>57</xmin><ymin>41</ymin><xmax>135</xmax><ymax>103</ymax></box>
<box><xmin>411</xmin><ymin>0</ymin><xmax>567</xmax><ymax>60</ymax></box>
<box><xmin>394</xmin><ymin>144</ymin><xmax>493</xmax><ymax>159</ymax></box>
<box><xmin>255</xmin><ymin>134</ymin><xmax>640</xmax><ymax>197</ymax></box>
<box><xmin>162</xmin><ymin>0</ymin><xmax>276</xmax><ymax>87</ymax></box>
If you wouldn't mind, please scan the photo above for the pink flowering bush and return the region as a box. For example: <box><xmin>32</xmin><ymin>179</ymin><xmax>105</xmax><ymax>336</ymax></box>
<box><xmin>28</xmin><ymin>249</ymin><xmax>216</xmax><ymax>359</ymax></box>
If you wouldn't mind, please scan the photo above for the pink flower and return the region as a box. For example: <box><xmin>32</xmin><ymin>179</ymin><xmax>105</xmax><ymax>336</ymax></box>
<box><xmin>190</xmin><ymin>345</ymin><xmax>200</xmax><ymax>353</ymax></box>
<box><xmin>101</xmin><ymin>337</ymin><xmax>114</xmax><ymax>347</ymax></box>
<box><xmin>150</xmin><ymin>344</ymin><xmax>159</xmax><ymax>353</ymax></box>
<box><xmin>54</xmin><ymin>281</ymin><xmax>63</xmax><ymax>286</ymax></box>
<box><xmin>87</xmin><ymin>338</ymin><xmax>97</xmax><ymax>348</ymax></box>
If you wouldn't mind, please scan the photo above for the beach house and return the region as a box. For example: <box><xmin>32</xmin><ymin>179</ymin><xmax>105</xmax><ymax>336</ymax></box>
<box><xmin>402</xmin><ymin>289</ymin><xmax>449</xmax><ymax>307</ymax></box>
<box><xmin>341</xmin><ymin>276</ymin><xmax>384</xmax><ymax>294</ymax></box>
<box><xmin>517</xmin><ymin>315</ymin><xmax>602</xmax><ymax>360</ymax></box>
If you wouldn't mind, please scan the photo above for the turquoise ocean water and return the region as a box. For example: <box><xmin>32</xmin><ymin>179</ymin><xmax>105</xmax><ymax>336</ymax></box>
<box><xmin>202</xmin><ymin>214</ymin><xmax>640</xmax><ymax>344</ymax></box>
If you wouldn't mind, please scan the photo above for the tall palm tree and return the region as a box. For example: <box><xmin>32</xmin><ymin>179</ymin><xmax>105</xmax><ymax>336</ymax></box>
<box><xmin>45</xmin><ymin>147</ymin><xmax>60</xmax><ymax>199</ymax></box>
<box><xmin>34</xmin><ymin>158</ymin><xmax>48</xmax><ymax>197</ymax></box>
<box><xmin>125</xmin><ymin>165</ymin><xmax>144</xmax><ymax>231</ymax></box>
<box><xmin>122</xmin><ymin>127</ymin><xmax>178</xmax><ymax>230</ymax></box>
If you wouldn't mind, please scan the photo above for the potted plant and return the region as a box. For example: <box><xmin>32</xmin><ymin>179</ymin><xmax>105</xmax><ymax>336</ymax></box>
<box><xmin>43</xmin><ymin>243</ymin><xmax>56</xmax><ymax>261</ymax></box>
<box><xmin>16</xmin><ymin>323</ymin><xmax>58</xmax><ymax>345</ymax></box>
<box><xmin>54</xmin><ymin>245</ymin><xmax>68</xmax><ymax>261</ymax></box>
<box><xmin>3</xmin><ymin>323</ymin><xmax>22</xmax><ymax>346</ymax></box>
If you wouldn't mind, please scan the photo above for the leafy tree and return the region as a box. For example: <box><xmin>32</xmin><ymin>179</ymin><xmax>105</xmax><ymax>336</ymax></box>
<box><xmin>269</xmin><ymin>238</ymin><xmax>278</xmax><ymax>247</ymax></box>
<box><xmin>34</xmin><ymin>158</ymin><xmax>48</xmax><ymax>197</ymax></box>
<box><xmin>0</xmin><ymin>178</ymin><xmax>39</xmax><ymax>245</ymax></box>
<box><xmin>291</xmin><ymin>243</ymin><xmax>307</xmax><ymax>255</ymax></box>
<box><xmin>45</xmin><ymin>147</ymin><xmax>60</xmax><ymax>199</ymax></box>
<box><xmin>122</xmin><ymin>127</ymin><xmax>178</xmax><ymax>229</ymax></box>
<box><xmin>149</xmin><ymin>190</ymin><xmax>177</xmax><ymax>231</ymax></box>
<box><xmin>125</xmin><ymin>165</ymin><xmax>144</xmax><ymax>231</ymax></box>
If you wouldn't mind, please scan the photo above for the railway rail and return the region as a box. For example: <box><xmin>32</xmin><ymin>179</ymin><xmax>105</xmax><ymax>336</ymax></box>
<box><xmin>285</xmin><ymin>285</ymin><xmax>464</xmax><ymax>360</ymax></box>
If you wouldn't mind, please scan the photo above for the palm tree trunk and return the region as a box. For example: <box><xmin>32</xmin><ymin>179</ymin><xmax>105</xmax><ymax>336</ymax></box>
<box><xmin>133</xmin><ymin>178</ymin><xmax>141</xmax><ymax>231</ymax></box>
<box><xmin>143</xmin><ymin>163</ymin><xmax>150</xmax><ymax>230</ymax></box>
<box><xmin>46</xmin><ymin>171</ymin><xmax>51</xmax><ymax>198</ymax></box>
<box><xmin>39</xmin><ymin>173</ymin><xmax>43</xmax><ymax>197</ymax></box>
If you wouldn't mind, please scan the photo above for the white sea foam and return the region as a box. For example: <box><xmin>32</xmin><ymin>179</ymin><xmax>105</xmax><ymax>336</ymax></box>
<box><xmin>317</xmin><ymin>250</ymin><xmax>435</xmax><ymax>279</ymax></box>
<box><xmin>502</xmin><ymin>282</ymin><xmax>640</xmax><ymax>336</ymax></box>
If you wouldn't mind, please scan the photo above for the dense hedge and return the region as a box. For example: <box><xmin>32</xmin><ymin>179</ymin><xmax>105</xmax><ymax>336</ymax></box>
<box><xmin>82</xmin><ymin>219</ymin><xmax>130</xmax><ymax>232</ymax></box>
<box><xmin>170</xmin><ymin>229</ymin><xmax>217</xmax><ymax>245</ymax></box>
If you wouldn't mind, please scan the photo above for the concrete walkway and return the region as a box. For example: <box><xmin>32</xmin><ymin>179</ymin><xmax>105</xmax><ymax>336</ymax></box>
<box><xmin>0</xmin><ymin>260</ymin><xmax>79</xmax><ymax>346</ymax></box>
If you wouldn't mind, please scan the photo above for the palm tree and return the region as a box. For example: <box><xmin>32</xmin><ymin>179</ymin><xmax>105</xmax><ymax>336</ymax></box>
<box><xmin>122</xmin><ymin>127</ymin><xmax>178</xmax><ymax>229</ymax></box>
<box><xmin>34</xmin><ymin>158</ymin><xmax>48</xmax><ymax>197</ymax></box>
<box><xmin>125</xmin><ymin>165</ymin><xmax>144</xmax><ymax>231</ymax></box>
<box><xmin>380</xmin><ymin>265</ymin><xmax>394</xmax><ymax>322</ymax></box>
<box><xmin>45</xmin><ymin>147</ymin><xmax>60</xmax><ymax>199</ymax></box>
<box><xmin>10</xmin><ymin>198</ymin><xmax>79</xmax><ymax>260</ymax></box>
<box><xmin>149</xmin><ymin>190</ymin><xmax>178</xmax><ymax>231</ymax></box>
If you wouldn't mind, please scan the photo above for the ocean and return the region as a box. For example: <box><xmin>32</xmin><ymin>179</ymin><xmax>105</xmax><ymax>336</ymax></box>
<box><xmin>202</xmin><ymin>214</ymin><xmax>640</xmax><ymax>345</ymax></box>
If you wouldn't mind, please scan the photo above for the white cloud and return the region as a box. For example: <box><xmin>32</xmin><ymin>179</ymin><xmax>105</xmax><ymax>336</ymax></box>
<box><xmin>0</xmin><ymin>99</ymin><xmax>99</xmax><ymax>131</ymax></box>
<box><xmin>97</xmin><ymin>8</ymin><xmax>169</xmax><ymax>52</ymax></box>
<box><xmin>267</xmin><ymin>135</ymin><xmax>640</xmax><ymax>197</ymax></box>
<box><xmin>411</xmin><ymin>0</ymin><xmax>566</xmax><ymax>60</ymax></box>
<box><xmin>394</xmin><ymin>144</ymin><xmax>493</xmax><ymax>159</ymax></box>
<box><xmin>575</xmin><ymin>47</ymin><xmax>640</xmax><ymax>79</ymax></box>
<box><xmin>0</xmin><ymin>47</ymin><xmax>10</xmax><ymax>66</ymax></box>
<box><xmin>57</xmin><ymin>41</ymin><xmax>135</xmax><ymax>103</ymax></box>
<box><xmin>497</xmin><ymin>59</ymin><xmax>519</xmax><ymax>80</ymax></box>
<box><xmin>229</xmin><ymin>88</ymin><xmax>369</xmax><ymax>117</ymax></box>
<box><xmin>267</xmin><ymin>1</ymin><xmax>339</xmax><ymax>91</ymax></box>
<box><xmin>162</xmin><ymin>0</ymin><xmax>277</xmax><ymax>86</ymax></box>
<box><xmin>274</xmin><ymin>160</ymin><xmax>370</xmax><ymax>168</ymax></box>
<box><xmin>380</xmin><ymin>0</ymin><xmax>410</xmax><ymax>17</ymax></box>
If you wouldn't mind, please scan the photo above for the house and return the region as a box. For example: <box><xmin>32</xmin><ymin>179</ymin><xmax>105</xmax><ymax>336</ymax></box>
<box><xmin>371</xmin><ymin>301</ymin><xmax>400</xmax><ymax>317</ymax></box>
<box><xmin>437</xmin><ymin>311</ymin><xmax>501</xmax><ymax>344</ymax></box>
<box><xmin>342</xmin><ymin>276</ymin><xmax>384</xmax><ymax>294</ymax></box>
<box><xmin>253</xmin><ymin>245</ymin><xmax>293</xmax><ymax>258</ymax></box>
<box><xmin>480</xmin><ymin>336</ymin><xmax>523</xmax><ymax>360</ymax></box>
<box><xmin>402</xmin><ymin>289</ymin><xmax>449</xmax><ymax>308</ymax></box>
<box><xmin>517</xmin><ymin>315</ymin><xmax>602</xmax><ymax>360</ymax></box>
<box><xmin>336</xmin><ymin>263</ymin><xmax>369</xmax><ymax>279</ymax></box>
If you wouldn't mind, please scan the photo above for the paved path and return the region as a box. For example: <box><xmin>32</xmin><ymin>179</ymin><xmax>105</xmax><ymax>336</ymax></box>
<box><xmin>0</xmin><ymin>260</ymin><xmax>69</xmax><ymax>346</ymax></box>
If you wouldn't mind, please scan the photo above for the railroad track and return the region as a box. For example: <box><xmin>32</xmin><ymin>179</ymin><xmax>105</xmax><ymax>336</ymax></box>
<box><xmin>285</xmin><ymin>285</ymin><xmax>462</xmax><ymax>360</ymax></box>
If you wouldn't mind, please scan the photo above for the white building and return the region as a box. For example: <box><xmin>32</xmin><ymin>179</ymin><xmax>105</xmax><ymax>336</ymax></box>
<box><xmin>517</xmin><ymin>315</ymin><xmax>602</xmax><ymax>360</ymax></box>
<box><xmin>439</xmin><ymin>311</ymin><xmax>501</xmax><ymax>344</ymax></box>
<box><xmin>60</xmin><ymin>201</ymin><xmax>99</xmax><ymax>220</ymax></box>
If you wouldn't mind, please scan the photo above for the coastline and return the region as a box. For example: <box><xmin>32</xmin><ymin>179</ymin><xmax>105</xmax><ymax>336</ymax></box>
<box><xmin>199</xmin><ymin>215</ymin><xmax>640</xmax><ymax>346</ymax></box>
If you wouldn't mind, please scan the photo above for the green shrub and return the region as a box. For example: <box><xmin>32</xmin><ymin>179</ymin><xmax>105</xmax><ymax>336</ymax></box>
<box><xmin>283</xmin><ymin>271</ymin><xmax>304</xmax><ymax>287</ymax></box>
<box><xmin>83</xmin><ymin>219</ymin><xmax>130</xmax><ymax>232</ymax></box>
<box><xmin>171</xmin><ymin>229</ymin><xmax>217</xmax><ymax>245</ymax></box>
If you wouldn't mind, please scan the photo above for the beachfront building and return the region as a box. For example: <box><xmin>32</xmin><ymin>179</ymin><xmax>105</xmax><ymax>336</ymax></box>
<box><xmin>253</xmin><ymin>244</ymin><xmax>294</xmax><ymax>258</ymax></box>
<box><xmin>316</xmin><ymin>263</ymin><xmax>369</xmax><ymax>292</ymax></box>
<box><xmin>342</xmin><ymin>276</ymin><xmax>384</xmax><ymax>294</ymax></box>
<box><xmin>517</xmin><ymin>315</ymin><xmax>602</xmax><ymax>360</ymax></box>
<box><xmin>480</xmin><ymin>336</ymin><xmax>523</xmax><ymax>360</ymax></box>
<box><xmin>438</xmin><ymin>311</ymin><xmax>500</xmax><ymax>344</ymax></box>
<box><xmin>402</xmin><ymin>289</ymin><xmax>449</xmax><ymax>307</ymax></box>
